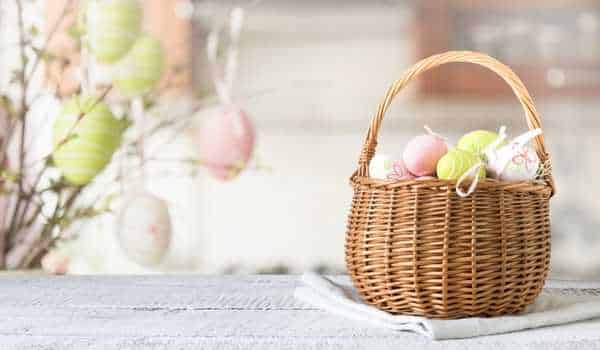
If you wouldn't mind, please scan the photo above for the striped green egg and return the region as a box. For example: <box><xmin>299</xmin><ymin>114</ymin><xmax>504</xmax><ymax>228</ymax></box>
<box><xmin>113</xmin><ymin>34</ymin><xmax>165</xmax><ymax>96</ymax></box>
<box><xmin>85</xmin><ymin>0</ymin><xmax>143</xmax><ymax>64</ymax></box>
<box><xmin>436</xmin><ymin>148</ymin><xmax>486</xmax><ymax>180</ymax></box>
<box><xmin>53</xmin><ymin>95</ymin><xmax>124</xmax><ymax>186</ymax></box>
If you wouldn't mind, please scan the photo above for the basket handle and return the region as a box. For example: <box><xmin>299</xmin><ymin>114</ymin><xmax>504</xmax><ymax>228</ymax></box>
<box><xmin>357</xmin><ymin>50</ymin><xmax>555</xmax><ymax>196</ymax></box>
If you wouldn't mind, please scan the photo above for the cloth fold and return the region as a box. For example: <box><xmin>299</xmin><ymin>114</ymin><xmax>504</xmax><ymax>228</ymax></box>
<box><xmin>294</xmin><ymin>273</ymin><xmax>600</xmax><ymax>340</ymax></box>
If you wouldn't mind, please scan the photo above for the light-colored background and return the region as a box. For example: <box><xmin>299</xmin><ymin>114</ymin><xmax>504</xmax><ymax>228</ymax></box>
<box><xmin>192</xmin><ymin>0</ymin><xmax>600</xmax><ymax>277</ymax></box>
<box><xmin>1</xmin><ymin>0</ymin><xmax>599</xmax><ymax>277</ymax></box>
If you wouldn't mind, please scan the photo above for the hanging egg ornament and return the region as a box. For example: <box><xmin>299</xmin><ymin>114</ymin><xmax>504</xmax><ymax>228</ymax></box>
<box><xmin>457</xmin><ymin>130</ymin><xmax>501</xmax><ymax>155</ymax></box>
<box><xmin>53</xmin><ymin>95</ymin><xmax>124</xmax><ymax>186</ymax></box>
<box><xmin>198</xmin><ymin>106</ymin><xmax>255</xmax><ymax>181</ymax></box>
<box><xmin>437</xmin><ymin>148</ymin><xmax>486</xmax><ymax>181</ymax></box>
<box><xmin>85</xmin><ymin>0</ymin><xmax>143</xmax><ymax>63</ymax></box>
<box><xmin>116</xmin><ymin>192</ymin><xmax>172</xmax><ymax>266</ymax></box>
<box><xmin>403</xmin><ymin>134</ymin><xmax>448</xmax><ymax>176</ymax></box>
<box><xmin>369</xmin><ymin>154</ymin><xmax>414</xmax><ymax>181</ymax></box>
<box><xmin>113</xmin><ymin>34</ymin><xmax>165</xmax><ymax>96</ymax></box>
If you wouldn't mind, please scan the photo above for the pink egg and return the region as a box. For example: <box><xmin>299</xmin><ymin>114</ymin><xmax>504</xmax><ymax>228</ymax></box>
<box><xmin>403</xmin><ymin>135</ymin><xmax>448</xmax><ymax>176</ymax></box>
<box><xmin>386</xmin><ymin>159</ymin><xmax>415</xmax><ymax>181</ymax></box>
<box><xmin>198</xmin><ymin>105</ymin><xmax>255</xmax><ymax>181</ymax></box>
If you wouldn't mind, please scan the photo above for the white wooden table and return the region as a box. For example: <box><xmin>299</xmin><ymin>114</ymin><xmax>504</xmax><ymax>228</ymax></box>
<box><xmin>1</xmin><ymin>275</ymin><xmax>600</xmax><ymax>349</ymax></box>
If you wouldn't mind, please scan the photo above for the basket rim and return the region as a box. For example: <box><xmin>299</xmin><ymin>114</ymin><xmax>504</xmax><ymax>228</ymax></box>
<box><xmin>350</xmin><ymin>173</ymin><xmax>553</xmax><ymax>196</ymax></box>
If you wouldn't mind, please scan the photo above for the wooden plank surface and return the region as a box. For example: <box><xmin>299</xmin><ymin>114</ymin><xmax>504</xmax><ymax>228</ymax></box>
<box><xmin>1</xmin><ymin>275</ymin><xmax>600</xmax><ymax>349</ymax></box>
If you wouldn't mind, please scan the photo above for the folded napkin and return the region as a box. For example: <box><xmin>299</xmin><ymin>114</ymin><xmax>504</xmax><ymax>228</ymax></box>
<box><xmin>294</xmin><ymin>273</ymin><xmax>600</xmax><ymax>340</ymax></box>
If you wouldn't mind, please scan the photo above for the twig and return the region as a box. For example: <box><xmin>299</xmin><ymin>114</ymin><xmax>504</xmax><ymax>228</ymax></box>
<box><xmin>18</xmin><ymin>187</ymin><xmax>81</xmax><ymax>268</ymax></box>
<box><xmin>10</xmin><ymin>86</ymin><xmax>113</xmax><ymax>252</ymax></box>
<box><xmin>4</xmin><ymin>0</ymin><xmax>30</xmax><ymax>268</ymax></box>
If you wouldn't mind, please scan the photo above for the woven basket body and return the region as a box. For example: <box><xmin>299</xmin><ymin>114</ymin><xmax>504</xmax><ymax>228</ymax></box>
<box><xmin>345</xmin><ymin>51</ymin><xmax>554</xmax><ymax>319</ymax></box>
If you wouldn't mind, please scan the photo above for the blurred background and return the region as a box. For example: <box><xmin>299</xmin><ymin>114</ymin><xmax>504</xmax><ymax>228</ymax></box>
<box><xmin>1</xmin><ymin>0</ymin><xmax>599</xmax><ymax>278</ymax></box>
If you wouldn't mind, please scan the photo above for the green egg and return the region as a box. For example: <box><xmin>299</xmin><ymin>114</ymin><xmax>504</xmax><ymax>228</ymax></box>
<box><xmin>85</xmin><ymin>0</ymin><xmax>143</xmax><ymax>64</ymax></box>
<box><xmin>457</xmin><ymin>130</ymin><xmax>501</xmax><ymax>155</ymax></box>
<box><xmin>53</xmin><ymin>95</ymin><xmax>124</xmax><ymax>186</ymax></box>
<box><xmin>436</xmin><ymin>148</ymin><xmax>486</xmax><ymax>180</ymax></box>
<box><xmin>113</xmin><ymin>34</ymin><xmax>165</xmax><ymax>97</ymax></box>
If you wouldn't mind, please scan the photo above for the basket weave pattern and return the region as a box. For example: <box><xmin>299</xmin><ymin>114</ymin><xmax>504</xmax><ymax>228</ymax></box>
<box><xmin>345</xmin><ymin>51</ymin><xmax>554</xmax><ymax>319</ymax></box>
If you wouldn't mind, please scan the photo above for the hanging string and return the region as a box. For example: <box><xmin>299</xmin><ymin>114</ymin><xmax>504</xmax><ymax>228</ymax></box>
<box><xmin>206</xmin><ymin>7</ymin><xmax>245</xmax><ymax>106</ymax></box>
<box><xmin>456</xmin><ymin>126</ymin><xmax>506</xmax><ymax>198</ymax></box>
<box><xmin>456</xmin><ymin>161</ymin><xmax>485</xmax><ymax>198</ymax></box>
<box><xmin>80</xmin><ymin>0</ymin><xmax>99</xmax><ymax>96</ymax></box>
<box><xmin>224</xmin><ymin>8</ymin><xmax>244</xmax><ymax>94</ymax></box>
<box><xmin>131</xmin><ymin>97</ymin><xmax>146</xmax><ymax>188</ymax></box>
<box><xmin>424</xmin><ymin>125</ymin><xmax>449</xmax><ymax>144</ymax></box>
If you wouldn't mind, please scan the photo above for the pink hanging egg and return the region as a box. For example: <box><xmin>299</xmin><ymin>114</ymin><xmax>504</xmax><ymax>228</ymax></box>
<box><xmin>198</xmin><ymin>105</ymin><xmax>255</xmax><ymax>181</ymax></box>
<box><xmin>403</xmin><ymin>134</ymin><xmax>448</xmax><ymax>176</ymax></box>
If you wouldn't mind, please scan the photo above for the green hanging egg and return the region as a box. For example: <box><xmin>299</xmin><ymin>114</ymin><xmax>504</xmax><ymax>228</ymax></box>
<box><xmin>457</xmin><ymin>130</ymin><xmax>501</xmax><ymax>155</ymax></box>
<box><xmin>437</xmin><ymin>148</ymin><xmax>486</xmax><ymax>180</ymax></box>
<box><xmin>113</xmin><ymin>34</ymin><xmax>165</xmax><ymax>97</ymax></box>
<box><xmin>85</xmin><ymin>0</ymin><xmax>143</xmax><ymax>64</ymax></box>
<box><xmin>53</xmin><ymin>95</ymin><xmax>124</xmax><ymax>186</ymax></box>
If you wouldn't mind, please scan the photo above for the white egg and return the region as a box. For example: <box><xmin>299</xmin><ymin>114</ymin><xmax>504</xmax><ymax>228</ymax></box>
<box><xmin>368</xmin><ymin>154</ymin><xmax>415</xmax><ymax>181</ymax></box>
<box><xmin>368</xmin><ymin>154</ymin><xmax>394</xmax><ymax>179</ymax></box>
<box><xmin>116</xmin><ymin>192</ymin><xmax>172</xmax><ymax>266</ymax></box>
<box><xmin>488</xmin><ymin>144</ymin><xmax>540</xmax><ymax>182</ymax></box>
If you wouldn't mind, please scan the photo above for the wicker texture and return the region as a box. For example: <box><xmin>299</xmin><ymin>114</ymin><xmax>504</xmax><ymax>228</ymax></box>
<box><xmin>345</xmin><ymin>51</ymin><xmax>554</xmax><ymax>319</ymax></box>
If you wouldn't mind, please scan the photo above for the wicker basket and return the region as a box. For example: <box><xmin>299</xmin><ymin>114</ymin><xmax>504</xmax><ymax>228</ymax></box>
<box><xmin>345</xmin><ymin>51</ymin><xmax>555</xmax><ymax>319</ymax></box>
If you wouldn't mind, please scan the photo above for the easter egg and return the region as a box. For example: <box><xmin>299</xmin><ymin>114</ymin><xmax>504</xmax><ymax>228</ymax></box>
<box><xmin>437</xmin><ymin>148</ymin><xmax>486</xmax><ymax>180</ymax></box>
<box><xmin>116</xmin><ymin>192</ymin><xmax>172</xmax><ymax>266</ymax></box>
<box><xmin>457</xmin><ymin>130</ymin><xmax>500</xmax><ymax>155</ymax></box>
<box><xmin>488</xmin><ymin>144</ymin><xmax>540</xmax><ymax>182</ymax></box>
<box><xmin>369</xmin><ymin>154</ymin><xmax>414</xmax><ymax>180</ymax></box>
<box><xmin>369</xmin><ymin>154</ymin><xmax>393</xmax><ymax>179</ymax></box>
<box><xmin>113</xmin><ymin>34</ymin><xmax>165</xmax><ymax>96</ymax></box>
<box><xmin>403</xmin><ymin>134</ymin><xmax>448</xmax><ymax>176</ymax></box>
<box><xmin>197</xmin><ymin>106</ymin><xmax>255</xmax><ymax>181</ymax></box>
<box><xmin>53</xmin><ymin>95</ymin><xmax>124</xmax><ymax>186</ymax></box>
<box><xmin>85</xmin><ymin>0</ymin><xmax>143</xmax><ymax>63</ymax></box>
